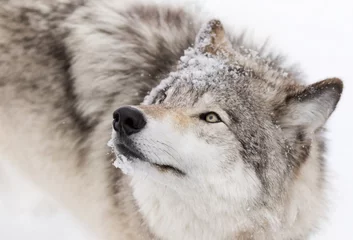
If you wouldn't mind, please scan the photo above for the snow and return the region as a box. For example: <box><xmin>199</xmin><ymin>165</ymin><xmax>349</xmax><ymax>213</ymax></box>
<box><xmin>1</xmin><ymin>0</ymin><xmax>352</xmax><ymax>239</ymax></box>
<box><xmin>0</xmin><ymin>161</ymin><xmax>91</xmax><ymax>240</ymax></box>
<box><xmin>112</xmin><ymin>153</ymin><xmax>135</xmax><ymax>175</ymax></box>
<box><xmin>144</xmin><ymin>47</ymin><xmax>230</xmax><ymax>104</ymax></box>
<box><xmin>109</xmin><ymin>137</ymin><xmax>136</xmax><ymax>175</ymax></box>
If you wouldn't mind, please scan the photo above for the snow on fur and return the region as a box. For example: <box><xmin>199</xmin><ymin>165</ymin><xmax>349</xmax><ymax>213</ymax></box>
<box><xmin>143</xmin><ymin>46</ymin><xmax>252</xmax><ymax>105</ymax></box>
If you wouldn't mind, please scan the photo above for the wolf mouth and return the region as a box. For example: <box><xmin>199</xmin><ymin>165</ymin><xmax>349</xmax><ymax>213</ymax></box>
<box><xmin>115</xmin><ymin>143</ymin><xmax>185</xmax><ymax>175</ymax></box>
<box><xmin>116</xmin><ymin>143</ymin><xmax>143</xmax><ymax>160</ymax></box>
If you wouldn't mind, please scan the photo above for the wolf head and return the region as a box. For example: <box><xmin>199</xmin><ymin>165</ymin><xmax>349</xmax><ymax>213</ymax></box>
<box><xmin>110</xmin><ymin>19</ymin><xmax>343</xmax><ymax>228</ymax></box>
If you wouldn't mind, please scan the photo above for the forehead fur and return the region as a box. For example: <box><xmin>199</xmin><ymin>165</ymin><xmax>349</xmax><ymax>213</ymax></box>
<box><xmin>143</xmin><ymin>47</ymin><xmax>255</xmax><ymax>106</ymax></box>
<box><xmin>143</xmin><ymin>20</ymin><xmax>300</xmax><ymax>109</ymax></box>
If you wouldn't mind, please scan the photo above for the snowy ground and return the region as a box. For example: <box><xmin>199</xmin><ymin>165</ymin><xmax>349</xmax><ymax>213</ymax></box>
<box><xmin>1</xmin><ymin>0</ymin><xmax>352</xmax><ymax>239</ymax></box>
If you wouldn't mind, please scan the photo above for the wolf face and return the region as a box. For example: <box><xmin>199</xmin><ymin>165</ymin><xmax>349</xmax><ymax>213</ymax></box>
<box><xmin>110</xmin><ymin>20</ymin><xmax>342</xmax><ymax>238</ymax></box>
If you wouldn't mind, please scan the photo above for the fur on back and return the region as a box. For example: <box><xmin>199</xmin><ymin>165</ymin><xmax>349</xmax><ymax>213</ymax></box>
<box><xmin>0</xmin><ymin>0</ymin><xmax>342</xmax><ymax>239</ymax></box>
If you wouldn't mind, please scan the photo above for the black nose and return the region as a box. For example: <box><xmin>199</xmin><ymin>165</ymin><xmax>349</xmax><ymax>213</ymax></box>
<box><xmin>112</xmin><ymin>107</ymin><xmax>146</xmax><ymax>135</ymax></box>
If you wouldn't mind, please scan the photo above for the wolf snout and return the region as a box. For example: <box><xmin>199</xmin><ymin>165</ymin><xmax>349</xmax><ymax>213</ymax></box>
<box><xmin>112</xmin><ymin>106</ymin><xmax>146</xmax><ymax>135</ymax></box>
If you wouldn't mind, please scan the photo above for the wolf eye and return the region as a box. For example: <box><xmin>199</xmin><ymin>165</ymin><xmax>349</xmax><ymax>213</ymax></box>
<box><xmin>200</xmin><ymin>112</ymin><xmax>222</xmax><ymax>123</ymax></box>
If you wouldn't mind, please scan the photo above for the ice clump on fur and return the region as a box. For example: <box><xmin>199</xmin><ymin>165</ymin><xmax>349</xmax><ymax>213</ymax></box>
<box><xmin>113</xmin><ymin>154</ymin><xmax>134</xmax><ymax>175</ymax></box>
<box><xmin>107</xmin><ymin>138</ymin><xmax>134</xmax><ymax>175</ymax></box>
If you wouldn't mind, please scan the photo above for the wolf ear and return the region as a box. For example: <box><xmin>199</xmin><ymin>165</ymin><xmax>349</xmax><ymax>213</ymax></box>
<box><xmin>195</xmin><ymin>19</ymin><xmax>234</xmax><ymax>58</ymax></box>
<box><xmin>277</xmin><ymin>78</ymin><xmax>343</xmax><ymax>132</ymax></box>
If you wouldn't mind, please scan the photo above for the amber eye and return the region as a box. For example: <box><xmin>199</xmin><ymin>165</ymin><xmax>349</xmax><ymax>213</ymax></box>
<box><xmin>200</xmin><ymin>112</ymin><xmax>222</xmax><ymax>123</ymax></box>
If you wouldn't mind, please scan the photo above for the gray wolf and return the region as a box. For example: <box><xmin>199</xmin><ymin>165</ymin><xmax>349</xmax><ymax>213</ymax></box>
<box><xmin>0</xmin><ymin>0</ymin><xmax>343</xmax><ymax>239</ymax></box>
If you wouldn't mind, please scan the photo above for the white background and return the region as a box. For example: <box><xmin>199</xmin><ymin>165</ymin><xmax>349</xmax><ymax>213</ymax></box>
<box><xmin>0</xmin><ymin>0</ymin><xmax>352</xmax><ymax>239</ymax></box>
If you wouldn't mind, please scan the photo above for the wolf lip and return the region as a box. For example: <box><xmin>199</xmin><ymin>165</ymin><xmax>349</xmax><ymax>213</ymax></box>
<box><xmin>116</xmin><ymin>143</ymin><xmax>143</xmax><ymax>160</ymax></box>
<box><xmin>115</xmin><ymin>143</ymin><xmax>185</xmax><ymax>175</ymax></box>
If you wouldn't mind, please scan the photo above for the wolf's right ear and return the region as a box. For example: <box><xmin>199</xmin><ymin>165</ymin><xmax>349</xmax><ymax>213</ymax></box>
<box><xmin>195</xmin><ymin>19</ymin><xmax>234</xmax><ymax>58</ymax></box>
<box><xmin>277</xmin><ymin>78</ymin><xmax>343</xmax><ymax>133</ymax></box>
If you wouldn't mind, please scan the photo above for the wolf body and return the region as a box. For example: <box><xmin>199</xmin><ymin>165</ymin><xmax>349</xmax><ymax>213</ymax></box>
<box><xmin>0</xmin><ymin>1</ymin><xmax>343</xmax><ymax>240</ymax></box>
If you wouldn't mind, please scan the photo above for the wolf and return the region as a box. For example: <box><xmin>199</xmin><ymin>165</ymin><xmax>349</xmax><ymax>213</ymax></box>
<box><xmin>0</xmin><ymin>0</ymin><xmax>343</xmax><ymax>239</ymax></box>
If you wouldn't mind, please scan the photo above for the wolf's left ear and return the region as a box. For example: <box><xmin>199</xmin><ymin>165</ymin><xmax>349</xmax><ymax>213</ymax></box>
<box><xmin>277</xmin><ymin>78</ymin><xmax>343</xmax><ymax>132</ymax></box>
<box><xmin>195</xmin><ymin>19</ymin><xmax>234</xmax><ymax>58</ymax></box>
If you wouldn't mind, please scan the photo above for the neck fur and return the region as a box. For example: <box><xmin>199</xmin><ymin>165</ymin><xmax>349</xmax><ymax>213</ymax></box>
<box><xmin>130</xmin><ymin>175</ymin><xmax>275</xmax><ymax>240</ymax></box>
